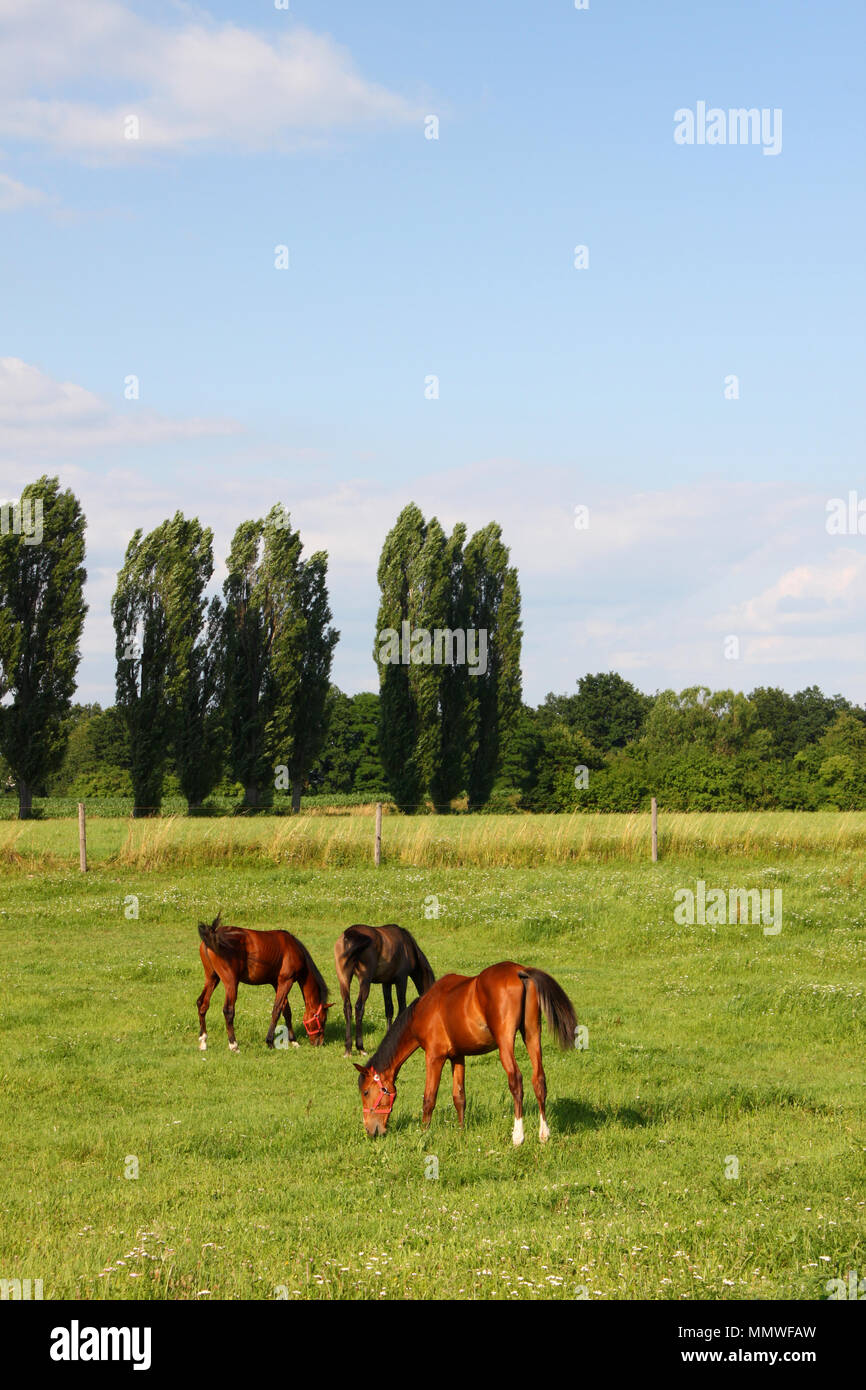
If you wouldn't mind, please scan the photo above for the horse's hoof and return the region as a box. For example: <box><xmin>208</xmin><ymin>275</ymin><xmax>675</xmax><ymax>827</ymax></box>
<box><xmin>229</xmin><ymin>1041</ymin><xmax>240</xmax><ymax>1053</ymax></box>
<box><xmin>199</xmin><ymin>1035</ymin><xmax>207</xmax><ymax>1051</ymax></box>
<box><xmin>539</xmin><ymin>1120</ymin><xmax>550</xmax><ymax>1143</ymax></box>
<box><xmin>291</xmin><ymin>1040</ymin><xmax>300</xmax><ymax>1049</ymax></box>
<box><xmin>512</xmin><ymin>1117</ymin><xmax>525</xmax><ymax>1147</ymax></box>
<box><xmin>343</xmin><ymin>1051</ymin><xmax>352</xmax><ymax>1060</ymax></box>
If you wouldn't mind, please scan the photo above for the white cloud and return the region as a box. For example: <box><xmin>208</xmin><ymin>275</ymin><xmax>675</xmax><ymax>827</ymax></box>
<box><xmin>0</xmin><ymin>357</ymin><xmax>241</xmax><ymax>455</ymax></box>
<box><xmin>0</xmin><ymin>172</ymin><xmax>52</xmax><ymax>211</ymax></box>
<box><xmin>0</xmin><ymin>1</ymin><xmax>420</xmax><ymax>156</ymax></box>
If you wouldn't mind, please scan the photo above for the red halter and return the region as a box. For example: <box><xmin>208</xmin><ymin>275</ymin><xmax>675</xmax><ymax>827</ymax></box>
<box><xmin>363</xmin><ymin>1071</ymin><xmax>397</xmax><ymax>1116</ymax></box>
<box><xmin>303</xmin><ymin>1004</ymin><xmax>326</xmax><ymax>1039</ymax></box>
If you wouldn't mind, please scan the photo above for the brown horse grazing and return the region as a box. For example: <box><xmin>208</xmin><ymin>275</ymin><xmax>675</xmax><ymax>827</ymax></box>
<box><xmin>334</xmin><ymin>924</ymin><xmax>435</xmax><ymax>1058</ymax></box>
<box><xmin>355</xmin><ymin>961</ymin><xmax>578</xmax><ymax>1145</ymax></box>
<box><xmin>197</xmin><ymin>913</ymin><xmax>335</xmax><ymax>1052</ymax></box>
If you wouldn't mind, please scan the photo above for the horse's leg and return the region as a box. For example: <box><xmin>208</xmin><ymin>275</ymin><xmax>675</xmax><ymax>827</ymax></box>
<box><xmin>282</xmin><ymin>990</ymin><xmax>299</xmax><ymax>1048</ymax></box>
<box><xmin>266</xmin><ymin>976</ymin><xmax>292</xmax><ymax>1049</ymax></box>
<box><xmin>450</xmin><ymin>1057</ymin><xmax>466</xmax><ymax>1128</ymax></box>
<box><xmin>222</xmin><ymin>975</ymin><xmax>240</xmax><ymax>1052</ymax></box>
<box><xmin>354</xmin><ymin>975</ymin><xmax>371</xmax><ymax>1055</ymax></box>
<box><xmin>395</xmin><ymin>975</ymin><xmax>408</xmax><ymax>1016</ymax></box>
<box><xmin>340</xmin><ymin>980</ymin><xmax>353</xmax><ymax>1058</ymax></box>
<box><xmin>382</xmin><ymin>981</ymin><xmax>394</xmax><ymax>1033</ymax></box>
<box><xmin>197</xmin><ymin>959</ymin><xmax>220</xmax><ymax>1052</ymax></box>
<box><xmin>421</xmin><ymin>1053</ymin><xmax>447</xmax><ymax>1129</ymax></box>
<box><xmin>521</xmin><ymin>1016</ymin><xmax>549</xmax><ymax>1141</ymax></box>
<box><xmin>498</xmin><ymin>1040</ymin><xmax>525</xmax><ymax>1146</ymax></box>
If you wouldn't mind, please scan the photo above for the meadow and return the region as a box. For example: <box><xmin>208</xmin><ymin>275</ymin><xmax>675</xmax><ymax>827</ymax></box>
<box><xmin>0</xmin><ymin>812</ymin><xmax>864</xmax><ymax>1301</ymax></box>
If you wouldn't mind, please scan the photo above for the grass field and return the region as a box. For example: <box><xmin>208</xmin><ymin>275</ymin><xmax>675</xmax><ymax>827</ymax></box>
<box><xmin>1</xmin><ymin>815</ymin><xmax>864</xmax><ymax>1301</ymax></box>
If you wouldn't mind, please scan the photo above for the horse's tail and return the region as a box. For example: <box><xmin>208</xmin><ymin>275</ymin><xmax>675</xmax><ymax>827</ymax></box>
<box><xmin>197</xmin><ymin>911</ymin><xmax>244</xmax><ymax>958</ymax></box>
<box><xmin>402</xmin><ymin>929</ymin><xmax>436</xmax><ymax>994</ymax></box>
<box><xmin>341</xmin><ymin>926</ymin><xmax>373</xmax><ymax>969</ymax></box>
<box><xmin>519</xmin><ymin>968</ymin><xmax>577</xmax><ymax>1051</ymax></box>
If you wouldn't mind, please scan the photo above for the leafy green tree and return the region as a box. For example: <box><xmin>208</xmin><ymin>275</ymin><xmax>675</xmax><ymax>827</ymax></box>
<box><xmin>464</xmin><ymin>524</ymin><xmax>522</xmax><ymax>810</ymax></box>
<box><xmin>0</xmin><ymin>477</ymin><xmax>87</xmax><ymax>818</ymax></box>
<box><xmin>567</xmin><ymin>672</ymin><xmax>653</xmax><ymax>751</ymax></box>
<box><xmin>113</xmin><ymin>514</ymin><xmax>214</xmax><ymax>815</ymax></box>
<box><xmin>273</xmin><ymin>547</ymin><xmax>339</xmax><ymax>811</ymax></box>
<box><xmin>222</xmin><ymin>506</ymin><xmax>338</xmax><ymax>811</ymax></box>
<box><xmin>374</xmin><ymin>504</ymin><xmax>426</xmax><ymax>810</ymax></box>
<box><xmin>308</xmin><ymin>689</ymin><xmax>385</xmax><ymax>794</ymax></box>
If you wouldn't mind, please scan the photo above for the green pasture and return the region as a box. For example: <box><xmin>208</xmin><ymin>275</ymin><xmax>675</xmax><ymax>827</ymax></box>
<box><xmin>0</xmin><ymin>823</ymin><xmax>863</xmax><ymax>1300</ymax></box>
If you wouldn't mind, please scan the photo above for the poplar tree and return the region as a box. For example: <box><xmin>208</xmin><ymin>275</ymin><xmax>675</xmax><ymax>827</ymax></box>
<box><xmin>374</xmin><ymin>503</ymin><xmax>427</xmax><ymax>810</ymax></box>
<box><xmin>223</xmin><ymin>505</ymin><xmax>338</xmax><ymax>810</ymax></box>
<box><xmin>0</xmin><ymin>476</ymin><xmax>87</xmax><ymax>818</ymax></box>
<box><xmin>112</xmin><ymin>513</ymin><xmax>215</xmax><ymax>815</ymax></box>
<box><xmin>464</xmin><ymin>523</ymin><xmax>523</xmax><ymax>810</ymax></box>
<box><xmin>374</xmin><ymin>507</ymin><xmax>521</xmax><ymax>811</ymax></box>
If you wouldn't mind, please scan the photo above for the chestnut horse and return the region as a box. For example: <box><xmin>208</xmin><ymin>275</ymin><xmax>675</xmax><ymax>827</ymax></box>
<box><xmin>355</xmin><ymin>961</ymin><xmax>577</xmax><ymax>1145</ymax></box>
<box><xmin>334</xmin><ymin>924</ymin><xmax>435</xmax><ymax>1058</ymax></box>
<box><xmin>197</xmin><ymin>913</ymin><xmax>334</xmax><ymax>1051</ymax></box>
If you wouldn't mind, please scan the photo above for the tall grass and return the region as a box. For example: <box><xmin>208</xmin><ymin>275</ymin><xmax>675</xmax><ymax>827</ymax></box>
<box><xmin>2</xmin><ymin>810</ymin><xmax>866</xmax><ymax>872</ymax></box>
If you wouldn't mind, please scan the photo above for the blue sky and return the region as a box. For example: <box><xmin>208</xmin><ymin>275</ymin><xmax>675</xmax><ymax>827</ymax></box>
<box><xmin>1</xmin><ymin>0</ymin><xmax>864</xmax><ymax>706</ymax></box>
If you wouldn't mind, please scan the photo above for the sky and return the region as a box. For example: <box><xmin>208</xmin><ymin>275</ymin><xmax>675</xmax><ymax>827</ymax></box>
<box><xmin>1</xmin><ymin>0</ymin><xmax>864</xmax><ymax>708</ymax></box>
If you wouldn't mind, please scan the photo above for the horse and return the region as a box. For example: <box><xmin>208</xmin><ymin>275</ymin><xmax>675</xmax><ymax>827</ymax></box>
<box><xmin>354</xmin><ymin>961</ymin><xmax>578</xmax><ymax>1145</ymax></box>
<box><xmin>196</xmin><ymin>913</ymin><xmax>335</xmax><ymax>1051</ymax></box>
<box><xmin>334</xmin><ymin>924</ymin><xmax>435</xmax><ymax>1059</ymax></box>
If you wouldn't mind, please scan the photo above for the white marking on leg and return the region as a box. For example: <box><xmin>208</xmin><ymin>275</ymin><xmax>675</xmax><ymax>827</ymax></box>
<box><xmin>512</xmin><ymin>1116</ymin><xmax>524</xmax><ymax>1146</ymax></box>
<box><xmin>539</xmin><ymin>1117</ymin><xmax>550</xmax><ymax>1142</ymax></box>
<box><xmin>199</xmin><ymin>1033</ymin><xmax>207</xmax><ymax>1051</ymax></box>
<box><xmin>291</xmin><ymin>1040</ymin><xmax>300</xmax><ymax>1049</ymax></box>
<box><xmin>229</xmin><ymin>1040</ymin><xmax>239</xmax><ymax>1053</ymax></box>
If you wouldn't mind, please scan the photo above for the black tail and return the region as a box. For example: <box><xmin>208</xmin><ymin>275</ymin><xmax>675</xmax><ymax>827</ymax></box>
<box><xmin>519</xmin><ymin>968</ymin><xmax>577</xmax><ymax>1050</ymax></box>
<box><xmin>197</xmin><ymin>911</ymin><xmax>244</xmax><ymax>957</ymax></box>
<box><xmin>402</xmin><ymin>928</ymin><xmax>436</xmax><ymax>994</ymax></box>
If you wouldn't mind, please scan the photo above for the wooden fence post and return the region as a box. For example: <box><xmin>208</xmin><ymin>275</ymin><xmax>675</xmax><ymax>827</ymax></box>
<box><xmin>651</xmin><ymin>797</ymin><xmax>658</xmax><ymax>863</ymax></box>
<box><xmin>78</xmin><ymin>801</ymin><xmax>88</xmax><ymax>873</ymax></box>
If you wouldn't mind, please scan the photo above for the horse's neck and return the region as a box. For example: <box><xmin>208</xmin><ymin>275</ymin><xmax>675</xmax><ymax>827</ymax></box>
<box><xmin>386</xmin><ymin>1031</ymin><xmax>420</xmax><ymax>1083</ymax></box>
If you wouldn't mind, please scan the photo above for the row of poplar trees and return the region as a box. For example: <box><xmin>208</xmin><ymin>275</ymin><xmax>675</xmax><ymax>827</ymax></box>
<box><xmin>113</xmin><ymin>504</ymin><xmax>338</xmax><ymax>815</ymax></box>
<box><xmin>375</xmin><ymin>504</ymin><xmax>522</xmax><ymax>811</ymax></box>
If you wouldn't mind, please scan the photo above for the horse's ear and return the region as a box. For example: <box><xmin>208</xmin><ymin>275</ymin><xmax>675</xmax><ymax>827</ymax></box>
<box><xmin>213</xmin><ymin>909</ymin><xmax>222</xmax><ymax>928</ymax></box>
<box><xmin>353</xmin><ymin>1063</ymin><xmax>367</xmax><ymax>1074</ymax></box>
<box><xmin>324</xmin><ymin>1001</ymin><xmax>338</xmax><ymax>1011</ymax></box>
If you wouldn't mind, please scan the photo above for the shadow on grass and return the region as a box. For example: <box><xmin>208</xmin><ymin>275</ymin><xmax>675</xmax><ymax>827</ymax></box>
<box><xmin>550</xmin><ymin>1098</ymin><xmax>650</xmax><ymax>1132</ymax></box>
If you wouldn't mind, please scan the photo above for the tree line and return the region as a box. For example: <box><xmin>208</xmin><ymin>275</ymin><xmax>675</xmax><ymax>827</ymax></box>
<box><xmin>0</xmin><ymin>481</ymin><xmax>524</xmax><ymax>816</ymax></box>
<box><xmin>3</xmin><ymin>478</ymin><xmax>865</xmax><ymax>816</ymax></box>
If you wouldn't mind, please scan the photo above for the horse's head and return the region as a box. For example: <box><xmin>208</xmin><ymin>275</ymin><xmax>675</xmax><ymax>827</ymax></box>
<box><xmin>355</xmin><ymin>1063</ymin><xmax>397</xmax><ymax>1137</ymax></box>
<box><xmin>302</xmin><ymin>1001</ymin><xmax>336</xmax><ymax>1047</ymax></box>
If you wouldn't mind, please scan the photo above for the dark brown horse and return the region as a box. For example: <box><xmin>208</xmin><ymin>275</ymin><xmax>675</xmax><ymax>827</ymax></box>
<box><xmin>334</xmin><ymin>924</ymin><xmax>435</xmax><ymax>1058</ymax></box>
<box><xmin>197</xmin><ymin>913</ymin><xmax>334</xmax><ymax>1051</ymax></box>
<box><xmin>355</xmin><ymin>961</ymin><xmax>577</xmax><ymax>1144</ymax></box>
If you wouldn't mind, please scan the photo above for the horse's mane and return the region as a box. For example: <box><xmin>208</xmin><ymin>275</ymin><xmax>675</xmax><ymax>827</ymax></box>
<box><xmin>297</xmin><ymin>939</ymin><xmax>329</xmax><ymax>1003</ymax></box>
<box><xmin>400</xmin><ymin>928</ymin><xmax>435</xmax><ymax>993</ymax></box>
<box><xmin>368</xmin><ymin>999</ymin><xmax>419</xmax><ymax>1073</ymax></box>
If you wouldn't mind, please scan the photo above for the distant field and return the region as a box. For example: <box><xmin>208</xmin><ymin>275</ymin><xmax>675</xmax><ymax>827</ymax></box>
<box><xmin>0</xmin><ymin>843</ymin><xmax>863</xmax><ymax>1300</ymax></box>
<box><xmin>3</xmin><ymin>809</ymin><xmax>866</xmax><ymax>871</ymax></box>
